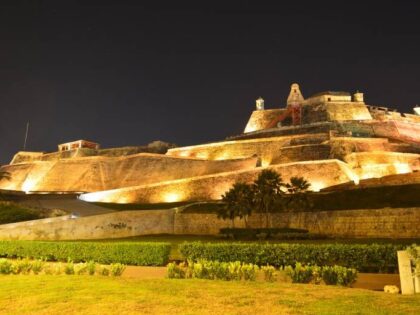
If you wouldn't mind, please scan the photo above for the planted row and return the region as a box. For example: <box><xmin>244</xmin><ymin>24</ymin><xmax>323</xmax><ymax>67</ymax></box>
<box><xmin>167</xmin><ymin>260</ymin><xmax>357</xmax><ymax>286</ymax></box>
<box><xmin>179</xmin><ymin>242</ymin><xmax>404</xmax><ymax>273</ymax></box>
<box><xmin>285</xmin><ymin>263</ymin><xmax>357</xmax><ymax>286</ymax></box>
<box><xmin>0</xmin><ymin>258</ymin><xmax>126</xmax><ymax>276</ymax></box>
<box><xmin>0</xmin><ymin>241</ymin><xmax>171</xmax><ymax>266</ymax></box>
<box><xmin>168</xmin><ymin>260</ymin><xmax>259</xmax><ymax>281</ymax></box>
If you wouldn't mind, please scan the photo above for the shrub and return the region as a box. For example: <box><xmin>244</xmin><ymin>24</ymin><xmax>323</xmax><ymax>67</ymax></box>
<box><xmin>179</xmin><ymin>242</ymin><xmax>403</xmax><ymax>273</ymax></box>
<box><xmin>321</xmin><ymin>265</ymin><xmax>357</xmax><ymax>286</ymax></box>
<box><xmin>110</xmin><ymin>263</ymin><xmax>126</xmax><ymax>276</ymax></box>
<box><xmin>31</xmin><ymin>259</ymin><xmax>44</xmax><ymax>275</ymax></box>
<box><xmin>284</xmin><ymin>263</ymin><xmax>314</xmax><ymax>283</ymax></box>
<box><xmin>284</xmin><ymin>263</ymin><xmax>357</xmax><ymax>286</ymax></box>
<box><xmin>241</xmin><ymin>263</ymin><xmax>259</xmax><ymax>281</ymax></box>
<box><xmin>100</xmin><ymin>267</ymin><xmax>110</xmax><ymax>276</ymax></box>
<box><xmin>262</xmin><ymin>265</ymin><xmax>277</xmax><ymax>282</ymax></box>
<box><xmin>87</xmin><ymin>260</ymin><xmax>96</xmax><ymax>275</ymax></box>
<box><xmin>0</xmin><ymin>202</ymin><xmax>42</xmax><ymax>224</ymax></box>
<box><xmin>13</xmin><ymin>258</ymin><xmax>32</xmax><ymax>274</ymax></box>
<box><xmin>74</xmin><ymin>263</ymin><xmax>87</xmax><ymax>275</ymax></box>
<box><xmin>64</xmin><ymin>260</ymin><xmax>75</xmax><ymax>275</ymax></box>
<box><xmin>168</xmin><ymin>260</ymin><xmax>259</xmax><ymax>281</ymax></box>
<box><xmin>0</xmin><ymin>259</ymin><xmax>13</xmax><ymax>274</ymax></box>
<box><xmin>0</xmin><ymin>241</ymin><xmax>171</xmax><ymax>266</ymax></box>
<box><xmin>167</xmin><ymin>262</ymin><xmax>185</xmax><ymax>279</ymax></box>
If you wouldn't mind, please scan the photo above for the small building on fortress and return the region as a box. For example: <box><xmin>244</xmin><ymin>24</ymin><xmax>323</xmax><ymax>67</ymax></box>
<box><xmin>1</xmin><ymin>83</ymin><xmax>419</xmax><ymax>204</ymax></box>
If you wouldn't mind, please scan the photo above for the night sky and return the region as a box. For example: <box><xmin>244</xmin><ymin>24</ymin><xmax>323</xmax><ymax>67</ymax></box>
<box><xmin>1</xmin><ymin>0</ymin><xmax>420</xmax><ymax>164</ymax></box>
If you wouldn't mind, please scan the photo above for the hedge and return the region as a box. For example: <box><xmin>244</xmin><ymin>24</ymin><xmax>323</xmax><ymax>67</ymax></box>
<box><xmin>0</xmin><ymin>241</ymin><xmax>171</xmax><ymax>266</ymax></box>
<box><xmin>179</xmin><ymin>242</ymin><xmax>405</xmax><ymax>273</ymax></box>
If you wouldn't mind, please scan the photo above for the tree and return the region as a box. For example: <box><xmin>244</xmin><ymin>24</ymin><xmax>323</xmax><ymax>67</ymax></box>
<box><xmin>284</xmin><ymin>176</ymin><xmax>312</xmax><ymax>212</ymax></box>
<box><xmin>218</xmin><ymin>182</ymin><xmax>254</xmax><ymax>228</ymax></box>
<box><xmin>252</xmin><ymin>169</ymin><xmax>285</xmax><ymax>228</ymax></box>
<box><xmin>285</xmin><ymin>176</ymin><xmax>310</xmax><ymax>194</ymax></box>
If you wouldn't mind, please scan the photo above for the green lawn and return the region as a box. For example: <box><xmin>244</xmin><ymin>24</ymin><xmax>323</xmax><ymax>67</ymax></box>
<box><xmin>0</xmin><ymin>275</ymin><xmax>418</xmax><ymax>315</ymax></box>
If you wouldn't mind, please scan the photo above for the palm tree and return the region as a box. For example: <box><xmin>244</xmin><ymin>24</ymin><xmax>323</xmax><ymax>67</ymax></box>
<box><xmin>218</xmin><ymin>182</ymin><xmax>254</xmax><ymax>228</ymax></box>
<box><xmin>284</xmin><ymin>176</ymin><xmax>312</xmax><ymax>212</ymax></box>
<box><xmin>285</xmin><ymin>176</ymin><xmax>311</xmax><ymax>194</ymax></box>
<box><xmin>252</xmin><ymin>169</ymin><xmax>285</xmax><ymax>228</ymax></box>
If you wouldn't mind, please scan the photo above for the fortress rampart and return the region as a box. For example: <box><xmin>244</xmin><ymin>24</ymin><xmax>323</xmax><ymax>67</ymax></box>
<box><xmin>0</xmin><ymin>153</ymin><xmax>257</xmax><ymax>193</ymax></box>
<box><xmin>80</xmin><ymin>160</ymin><xmax>355</xmax><ymax>203</ymax></box>
<box><xmin>1</xmin><ymin>82</ymin><xmax>419</xmax><ymax>206</ymax></box>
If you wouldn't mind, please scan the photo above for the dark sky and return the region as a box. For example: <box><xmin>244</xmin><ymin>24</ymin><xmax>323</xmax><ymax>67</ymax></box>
<box><xmin>1</xmin><ymin>0</ymin><xmax>420</xmax><ymax>164</ymax></box>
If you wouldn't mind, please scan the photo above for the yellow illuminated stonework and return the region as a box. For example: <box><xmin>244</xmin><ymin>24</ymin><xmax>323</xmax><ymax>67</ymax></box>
<box><xmin>1</xmin><ymin>83</ymin><xmax>419</xmax><ymax>204</ymax></box>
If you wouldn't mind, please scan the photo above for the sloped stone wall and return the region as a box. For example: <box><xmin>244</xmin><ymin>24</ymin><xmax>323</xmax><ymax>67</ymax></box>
<box><xmin>0</xmin><ymin>154</ymin><xmax>257</xmax><ymax>193</ymax></box>
<box><xmin>81</xmin><ymin>160</ymin><xmax>354</xmax><ymax>203</ymax></box>
<box><xmin>167</xmin><ymin>134</ymin><xmax>329</xmax><ymax>165</ymax></box>
<box><xmin>244</xmin><ymin>109</ymin><xmax>285</xmax><ymax>133</ymax></box>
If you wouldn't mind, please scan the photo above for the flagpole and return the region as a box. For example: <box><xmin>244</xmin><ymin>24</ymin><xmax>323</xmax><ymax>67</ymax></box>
<box><xmin>23</xmin><ymin>122</ymin><xmax>29</xmax><ymax>151</ymax></box>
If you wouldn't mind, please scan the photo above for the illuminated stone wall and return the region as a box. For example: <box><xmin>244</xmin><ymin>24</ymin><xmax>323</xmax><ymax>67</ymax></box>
<box><xmin>366</xmin><ymin>120</ymin><xmax>420</xmax><ymax>144</ymax></box>
<box><xmin>0</xmin><ymin>154</ymin><xmax>257</xmax><ymax>193</ymax></box>
<box><xmin>344</xmin><ymin>152</ymin><xmax>420</xmax><ymax>179</ymax></box>
<box><xmin>244</xmin><ymin>109</ymin><xmax>284</xmax><ymax>133</ymax></box>
<box><xmin>0</xmin><ymin>210</ymin><xmax>175</xmax><ymax>240</ymax></box>
<box><xmin>80</xmin><ymin>160</ymin><xmax>355</xmax><ymax>203</ymax></box>
<box><xmin>0</xmin><ymin>207</ymin><xmax>418</xmax><ymax>240</ymax></box>
<box><xmin>174</xmin><ymin>208</ymin><xmax>420</xmax><ymax>238</ymax></box>
<box><xmin>324</xmin><ymin>103</ymin><xmax>372</xmax><ymax>121</ymax></box>
<box><xmin>167</xmin><ymin>134</ymin><xmax>329</xmax><ymax>165</ymax></box>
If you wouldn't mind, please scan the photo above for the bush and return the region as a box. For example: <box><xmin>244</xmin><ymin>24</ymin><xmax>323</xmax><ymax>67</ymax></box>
<box><xmin>284</xmin><ymin>263</ymin><xmax>314</xmax><ymax>283</ymax></box>
<box><xmin>262</xmin><ymin>265</ymin><xmax>277</xmax><ymax>282</ymax></box>
<box><xmin>0</xmin><ymin>241</ymin><xmax>171</xmax><ymax>266</ymax></box>
<box><xmin>64</xmin><ymin>260</ymin><xmax>75</xmax><ymax>275</ymax></box>
<box><xmin>110</xmin><ymin>263</ymin><xmax>126</xmax><ymax>276</ymax></box>
<box><xmin>14</xmin><ymin>258</ymin><xmax>32</xmax><ymax>274</ymax></box>
<box><xmin>0</xmin><ymin>202</ymin><xmax>42</xmax><ymax>224</ymax></box>
<box><xmin>74</xmin><ymin>263</ymin><xmax>88</xmax><ymax>275</ymax></box>
<box><xmin>87</xmin><ymin>260</ymin><xmax>96</xmax><ymax>275</ymax></box>
<box><xmin>100</xmin><ymin>267</ymin><xmax>110</xmax><ymax>276</ymax></box>
<box><xmin>321</xmin><ymin>265</ymin><xmax>357</xmax><ymax>286</ymax></box>
<box><xmin>167</xmin><ymin>262</ymin><xmax>185</xmax><ymax>279</ymax></box>
<box><xmin>31</xmin><ymin>259</ymin><xmax>44</xmax><ymax>275</ymax></box>
<box><xmin>284</xmin><ymin>263</ymin><xmax>357</xmax><ymax>286</ymax></box>
<box><xmin>167</xmin><ymin>260</ymin><xmax>259</xmax><ymax>281</ymax></box>
<box><xmin>0</xmin><ymin>258</ymin><xmax>13</xmax><ymax>274</ymax></box>
<box><xmin>179</xmin><ymin>242</ymin><xmax>403</xmax><ymax>273</ymax></box>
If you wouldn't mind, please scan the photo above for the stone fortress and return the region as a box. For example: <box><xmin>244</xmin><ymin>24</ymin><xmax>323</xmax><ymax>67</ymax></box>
<box><xmin>1</xmin><ymin>83</ymin><xmax>420</xmax><ymax>205</ymax></box>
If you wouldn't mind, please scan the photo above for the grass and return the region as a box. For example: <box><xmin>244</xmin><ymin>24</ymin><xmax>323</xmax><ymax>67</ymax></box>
<box><xmin>0</xmin><ymin>275</ymin><xmax>418</xmax><ymax>315</ymax></box>
<box><xmin>0</xmin><ymin>201</ymin><xmax>42</xmax><ymax>224</ymax></box>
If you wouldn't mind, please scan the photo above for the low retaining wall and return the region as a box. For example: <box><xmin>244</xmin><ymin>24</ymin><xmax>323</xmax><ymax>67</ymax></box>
<box><xmin>174</xmin><ymin>208</ymin><xmax>420</xmax><ymax>238</ymax></box>
<box><xmin>0</xmin><ymin>207</ymin><xmax>418</xmax><ymax>240</ymax></box>
<box><xmin>0</xmin><ymin>210</ymin><xmax>175</xmax><ymax>240</ymax></box>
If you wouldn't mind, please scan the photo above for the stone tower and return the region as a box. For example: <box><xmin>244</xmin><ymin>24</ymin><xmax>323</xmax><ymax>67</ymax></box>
<box><xmin>287</xmin><ymin>83</ymin><xmax>304</xmax><ymax>107</ymax></box>
<box><xmin>256</xmin><ymin>97</ymin><xmax>265</xmax><ymax>110</ymax></box>
<box><xmin>353</xmin><ymin>91</ymin><xmax>364</xmax><ymax>103</ymax></box>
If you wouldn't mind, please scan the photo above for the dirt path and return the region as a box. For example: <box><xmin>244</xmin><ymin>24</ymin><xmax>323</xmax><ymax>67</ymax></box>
<box><xmin>120</xmin><ymin>266</ymin><xmax>400</xmax><ymax>291</ymax></box>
